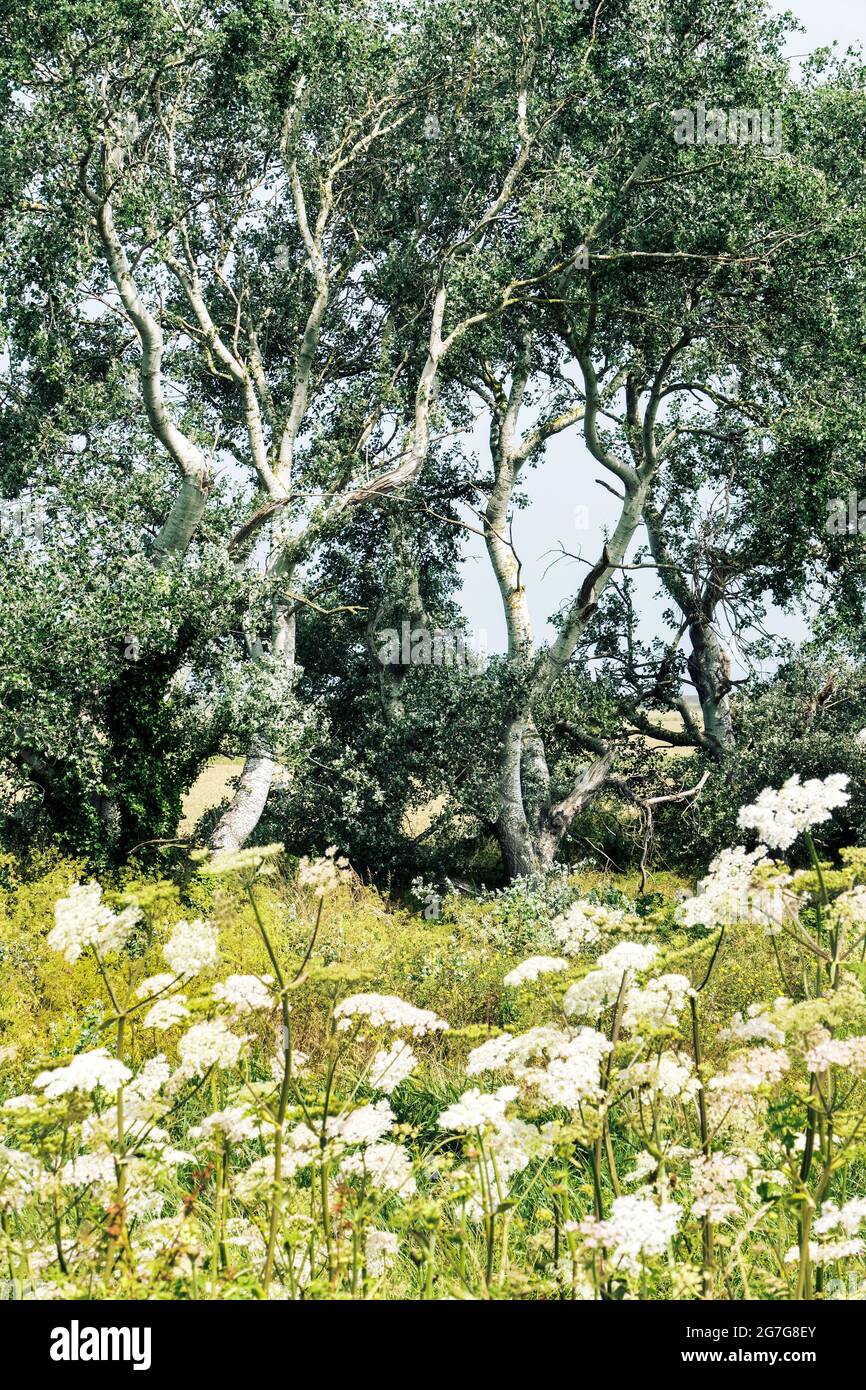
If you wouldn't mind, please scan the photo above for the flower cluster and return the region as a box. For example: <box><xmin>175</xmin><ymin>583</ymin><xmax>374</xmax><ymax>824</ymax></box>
<box><xmin>737</xmin><ymin>773</ymin><xmax>850</xmax><ymax>851</ymax></box>
<box><xmin>297</xmin><ymin>846</ymin><xmax>351</xmax><ymax>896</ymax></box>
<box><xmin>677</xmin><ymin>846</ymin><xmax>789</xmax><ymax>930</ymax></box>
<box><xmin>580</xmin><ymin>1195</ymin><xmax>682</xmax><ymax>1274</ymax></box>
<box><xmin>47</xmin><ymin>883</ymin><xmax>140</xmax><ymax>964</ymax></box>
<box><xmin>333</xmin><ymin>993</ymin><xmax>448</xmax><ymax>1037</ymax></box>
<box><xmin>163</xmin><ymin>919</ymin><xmax>219</xmax><ymax>978</ymax></box>
<box><xmin>551</xmin><ymin>900</ymin><xmax>631</xmax><ymax>955</ymax></box>
<box><xmin>502</xmin><ymin>955</ymin><xmax>568</xmax><ymax>987</ymax></box>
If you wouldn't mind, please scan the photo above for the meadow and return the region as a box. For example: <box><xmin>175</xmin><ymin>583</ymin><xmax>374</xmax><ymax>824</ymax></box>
<box><xmin>2</xmin><ymin>773</ymin><xmax>865</xmax><ymax>1302</ymax></box>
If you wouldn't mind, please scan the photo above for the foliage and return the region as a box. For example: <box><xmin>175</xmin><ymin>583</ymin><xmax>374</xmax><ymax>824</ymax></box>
<box><xmin>3</xmin><ymin>776</ymin><xmax>866</xmax><ymax>1300</ymax></box>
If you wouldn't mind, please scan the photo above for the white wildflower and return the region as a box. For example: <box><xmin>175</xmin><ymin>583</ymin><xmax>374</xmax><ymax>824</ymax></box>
<box><xmin>719</xmin><ymin>1007</ymin><xmax>786</xmax><ymax>1047</ymax></box>
<box><xmin>437</xmin><ymin>1086</ymin><xmax>518</xmax><ymax>1132</ymax></box>
<box><xmin>690</xmin><ymin>1152</ymin><xmax>749</xmax><ymax>1223</ymax></box>
<box><xmin>177</xmin><ymin>1019</ymin><xmax>247</xmax><ymax>1077</ymax></box>
<box><xmin>59</xmin><ymin>1154</ymin><xmax>116</xmax><ymax>1188</ymax></box>
<box><xmin>627</xmin><ymin>1052</ymin><xmax>700</xmax><ymax>1102</ymax></box>
<box><xmin>365</xmin><ymin>1228</ymin><xmax>400</xmax><ymax>1277</ymax></box>
<box><xmin>368</xmin><ymin>1041</ymin><xmax>417</xmax><ymax>1093</ymax></box>
<box><xmin>552</xmin><ymin>901</ymin><xmax>625</xmax><ymax>955</ymax></box>
<box><xmin>135</xmin><ymin>974</ymin><xmax>176</xmax><ymax>1000</ymax></box>
<box><xmin>341</xmin><ymin>1142</ymin><xmax>416</xmax><ymax>1194</ymax></box>
<box><xmin>297</xmin><ymin>846</ymin><xmax>351</xmax><ymax>896</ymax></box>
<box><xmin>163</xmin><ymin>919</ymin><xmax>219</xmax><ymax>978</ymax></box>
<box><xmin>189</xmin><ymin>1106</ymin><xmax>261</xmax><ymax>1144</ymax></box>
<box><xmin>212</xmin><ymin>974</ymin><xmax>274</xmax><ymax>1014</ymax></box>
<box><xmin>465</xmin><ymin>1033</ymin><xmax>516</xmax><ymax>1076</ymax></box>
<box><xmin>143</xmin><ymin>996</ymin><xmax>189</xmax><ymax>1030</ymax></box>
<box><xmin>521</xmin><ymin>1028</ymin><xmax>613</xmax><ymax>1109</ymax></box>
<box><xmin>202</xmin><ymin>843</ymin><xmax>284</xmax><ymax>876</ymax></box>
<box><xmin>597</xmin><ymin>942</ymin><xmax>658</xmax><ymax>974</ymax></box>
<box><xmin>580</xmin><ymin>1194</ymin><xmax>681</xmax><ymax>1274</ymax></box>
<box><xmin>47</xmin><ymin>883</ymin><xmax>139</xmax><ymax>964</ymax></box>
<box><xmin>503</xmin><ymin>956</ymin><xmax>568</xmax><ymax>988</ymax></box>
<box><xmin>737</xmin><ymin>774</ymin><xmax>850</xmax><ymax>851</ymax></box>
<box><xmin>329</xmin><ymin>1100</ymin><xmax>395</xmax><ymax>1147</ymax></box>
<box><xmin>677</xmin><ymin>846</ymin><xmax>786</xmax><ymax>930</ymax></box>
<box><xmin>708</xmin><ymin>1047</ymin><xmax>790</xmax><ymax>1097</ymax></box>
<box><xmin>334</xmin><ymin>993</ymin><xmax>448</xmax><ymax>1037</ymax></box>
<box><xmin>804</xmin><ymin>1030</ymin><xmax>866</xmax><ymax>1076</ymax></box>
<box><xmin>34</xmin><ymin>1049</ymin><xmax>132</xmax><ymax>1097</ymax></box>
<box><xmin>622</xmin><ymin>974</ymin><xmax>693</xmax><ymax>1032</ymax></box>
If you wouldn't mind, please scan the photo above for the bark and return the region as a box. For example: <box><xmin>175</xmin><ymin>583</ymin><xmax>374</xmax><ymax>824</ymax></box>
<box><xmin>208</xmin><ymin>748</ymin><xmax>279</xmax><ymax>853</ymax></box>
<box><xmin>686</xmin><ymin>620</ymin><xmax>734</xmax><ymax>752</ymax></box>
<box><xmin>643</xmin><ymin>501</ymin><xmax>734</xmax><ymax>759</ymax></box>
<box><xmin>151</xmin><ymin>477</ymin><xmax>209</xmax><ymax>566</ymax></box>
<box><xmin>482</xmin><ymin>321</ymin><xmax>690</xmax><ymax>878</ymax></box>
<box><xmin>495</xmin><ymin>716</ymin><xmax>542</xmax><ymax>878</ymax></box>
<box><xmin>535</xmin><ymin>752</ymin><xmax>615</xmax><ymax>865</ymax></box>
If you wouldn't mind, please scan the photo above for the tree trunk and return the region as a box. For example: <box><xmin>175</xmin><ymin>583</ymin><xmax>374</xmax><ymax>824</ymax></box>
<box><xmin>535</xmin><ymin>752</ymin><xmax>614</xmax><ymax>865</ymax></box>
<box><xmin>495</xmin><ymin>716</ymin><xmax>542</xmax><ymax>878</ymax></box>
<box><xmin>687</xmin><ymin>620</ymin><xmax>734</xmax><ymax>755</ymax></box>
<box><xmin>208</xmin><ymin>748</ymin><xmax>278</xmax><ymax>853</ymax></box>
<box><xmin>151</xmin><ymin>478</ymin><xmax>208</xmax><ymax>566</ymax></box>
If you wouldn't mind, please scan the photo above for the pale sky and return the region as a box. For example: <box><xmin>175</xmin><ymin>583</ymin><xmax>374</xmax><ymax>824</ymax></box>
<box><xmin>455</xmin><ymin>0</ymin><xmax>865</xmax><ymax>671</ymax></box>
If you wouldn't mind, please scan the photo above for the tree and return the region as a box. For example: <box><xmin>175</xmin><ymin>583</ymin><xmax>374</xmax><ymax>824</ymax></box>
<box><xmin>0</xmin><ymin>0</ymin><xmax>570</xmax><ymax>855</ymax></box>
<box><xmin>440</xmin><ymin>0</ymin><xmax>866</xmax><ymax>876</ymax></box>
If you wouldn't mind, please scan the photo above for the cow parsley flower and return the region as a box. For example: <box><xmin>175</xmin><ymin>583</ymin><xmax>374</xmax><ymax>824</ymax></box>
<box><xmin>368</xmin><ymin>1041</ymin><xmax>417</xmax><ymax>1093</ymax></box>
<box><xmin>341</xmin><ymin>1142</ymin><xmax>416</xmax><ymax>1194</ymax></box>
<box><xmin>177</xmin><ymin>1019</ymin><xmax>247</xmax><ymax>1077</ymax></box>
<box><xmin>708</xmin><ymin>1047</ymin><xmax>790</xmax><ymax>1097</ymax></box>
<box><xmin>785</xmin><ymin>1238</ymin><xmax>865</xmax><ymax>1266</ymax></box>
<box><xmin>34</xmin><ymin>1049</ymin><xmax>132</xmax><ymax>1097</ymax></box>
<box><xmin>135</xmin><ymin>974</ymin><xmax>176</xmax><ymax>1000</ymax></box>
<box><xmin>803</xmin><ymin>1029</ymin><xmax>866</xmax><ymax>1075</ymax></box>
<box><xmin>622</xmin><ymin>974</ymin><xmax>693</xmax><ymax>1032</ymax></box>
<box><xmin>580</xmin><ymin>1193</ymin><xmax>682</xmax><ymax>1273</ymax></box>
<box><xmin>813</xmin><ymin>1197</ymin><xmax>866</xmax><ymax>1237</ymax></box>
<box><xmin>519</xmin><ymin>1028</ymin><xmax>613</xmax><ymax>1108</ymax></box>
<box><xmin>329</xmin><ymin>1100</ymin><xmax>395</xmax><ymax>1147</ymax></box>
<box><xmin>563</xmin><ymin>944</ymin><xmax>655</xmax><ymax>1019</ymax></box>
<box><xmin>297</xmin><ymin>846</ymin><xmax>351</xmax><ymax>896</ymax></box>
<box><xmin>365</xmin><ymin>1228</ymin><xmax>400</xmax><ymax>1277</ymax></box>
<box><xmin>677</xmin><ymin>846</ymin><xmax>784</xmax><ymax>930</ymax></box>
<box><xmin>627</xmin><ymin>1052</ymin><xmax>700</xmax><ymax>1102</ymax></box>
<box><xmin>828</xmin><ymin>885</ymin><xmax>866</xmax><ymax>933</ymax></box>
<box><xmin>719</xmin><ymin>1006</ymin><xmax>786</xmax><ymax>1047</ymax></box>
<box><xmin>59</xmin><ymin>1154</ymin><xmax>116</xmax><ymax>1188</ymax></box>
<box><xmin>437</xmin><ymin>1086</ymin><xmax>518</xmax><ymax>1132</ymax></box>
<box><xmin>163</xmin><ymin>919</ymin><xmax>219</xmax><ymax>978</ymax></box>
<box><xmin>0</xmin><ymin>1148</ymin><xmax>43</xmax><ymax>1211</ymax></box>
<box><xmin>503</xmin><ymin>956</ymin><xmax>569</xmax><ymax>988</ymax></box>
<box><xmin>212</xmin><ymin>974</ymin><xmax>274</xmax><ymax>1014</ymax></box>
<box><xmin>737</xmin><ymin>773</ymin><xmax>850</xmax><ymax>851</ymax></box>
<box><xmin>334</xmin><ymin>993</ymin><xmax>448</xmax><ymax>1037</ymax></box>
<box><xmin>465</xmin><ymin>1032</ymin><xmax>516</xmax><ymax>1076</ymax></box>
<box><xmin>563</xmin><ymin>969</ymin><xmax>621</xmax><ymax>1019</ymax></box>
<box><xmin>597</xmin><ymin>942</ymin><xmax>658</xmax><ymax>974</ymax></box>
<box><xmin>690</xmin><ymin>1152</ymin><xmax>749</xmax><ymax>1223</ymax></box>
<box><xmin>551</xmin><ymin>902</ymin><xmax>627</xmax><ymax>954</ymax></box>
<box><xmin>143</xmin><ymin>996</ymin><xmax>189</xmax><ymax>1030</ymax></box>
<box><xmin>189</xmin><ymin>1106</ymin><xmax>261</xmax><ymax>1144</ymax></box>
<box><xmin>48</xmin><ymin>883</ymin><xmax>139</xmax><ymax>963</ymax></box>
